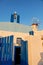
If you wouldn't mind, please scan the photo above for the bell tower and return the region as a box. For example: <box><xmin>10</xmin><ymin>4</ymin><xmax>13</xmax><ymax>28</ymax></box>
<box><xmin>10</xmin><ymin>12</ymin><xmax>20</xmax><ymax>23</ymax></box>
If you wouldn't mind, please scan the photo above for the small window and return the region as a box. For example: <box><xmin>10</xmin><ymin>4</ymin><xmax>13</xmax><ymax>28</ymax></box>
<box><xmin>29</xmin><ymin>31</ymin><xmax>34</xmax><ymax>35</ymax></box>
<box><xmin>16</xmin><ymin>38</ymin><xmax>22</xmax><ymax>44</ymax></box>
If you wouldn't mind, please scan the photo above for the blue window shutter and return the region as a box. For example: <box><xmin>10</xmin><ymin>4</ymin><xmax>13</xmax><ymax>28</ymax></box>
<box><xmin>0</xmin><ymin>38</ymin><xmax>2</xmax><ymax>61</ymax></box>
<box><xmin>6</xmin><ymin>35</ymin><xmax>13</xmax><ymax>60</ymax></box>
<box><xmin>21</xmin><ymin>40</ymin><xmax>28</xmax><ymax>65</ymax></box>
<box><xmin>10</xmin><ymin>35</ymin><xmax>13</xmax><ymax>44</ymax></box>
<box><xmin>0</xmin><ymin>38</ymin><xmax>2</xmax><ymax>46</ymax></box>
<box><xmin>7</xmin><ymin>36</ymin><xmax>9</xmax><ymax>44</ymax></box>
<box><xmin>29</xmin><ymin>31</ymin><xmax>34</xmax><ymax>35</ymax></box>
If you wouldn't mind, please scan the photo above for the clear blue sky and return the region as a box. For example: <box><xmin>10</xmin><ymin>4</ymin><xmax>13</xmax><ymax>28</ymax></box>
<box><xmin>0</xmin><ymin>0</ymin><xmax>43</xmax><ymax>29</ymax></box>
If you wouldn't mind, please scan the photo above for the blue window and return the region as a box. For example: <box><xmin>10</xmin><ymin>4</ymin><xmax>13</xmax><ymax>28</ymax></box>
<box><xmin>29</xmin><ymin>31</ymin><xmax>34</xmax><ymax>35</ymax></box>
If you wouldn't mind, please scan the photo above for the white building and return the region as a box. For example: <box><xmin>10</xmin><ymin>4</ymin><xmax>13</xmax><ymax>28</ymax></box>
<box><xmin>0</xmin><ymin>12</ymin><xmax>43</xmax><ymax>65</ymax></box>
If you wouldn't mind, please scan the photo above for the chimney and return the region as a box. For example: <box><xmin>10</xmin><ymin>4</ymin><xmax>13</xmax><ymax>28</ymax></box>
<box><xmin>32</xmin><ymin>23</ymin><xmax>38</xmax><ymax>31</ymax></box>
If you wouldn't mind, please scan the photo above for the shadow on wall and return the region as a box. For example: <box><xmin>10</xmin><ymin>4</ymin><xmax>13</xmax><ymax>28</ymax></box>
<box><xmin>38</xmin><ymin>52</ymin><xmax>43</xmax><ymax>65</ymax></box>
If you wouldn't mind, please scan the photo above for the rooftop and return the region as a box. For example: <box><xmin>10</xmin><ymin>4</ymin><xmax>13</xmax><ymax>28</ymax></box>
<box><xmin>0</xmin><ymin>22</ymin><xmax>32</xmax><ymax>33</ymax></box>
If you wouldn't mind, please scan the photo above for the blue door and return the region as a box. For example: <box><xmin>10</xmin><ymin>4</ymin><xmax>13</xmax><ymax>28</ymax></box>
<box><xmin>0</xmin><ymin>35</ymin><xmax>13</xmax><ymax>65</ymax></box>
<box><xmin>21</xmin><ymin>40</ymin><xmax>28</xmax><ymax>65</ymax></box>
<box><xmin>14</xmin><ymin>39</ymin><xmax>28</xmax><ymax>65</ymax></box>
